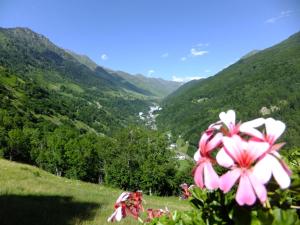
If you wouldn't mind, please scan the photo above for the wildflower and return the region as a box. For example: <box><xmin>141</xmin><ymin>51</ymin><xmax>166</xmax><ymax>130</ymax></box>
<box><xmin>240</xmin><ymin>117</ymin><xmax>291</xmax><ymax>188</ymax></box>
<box><xmin>253</xmin><ymin>118</ymin><xmax>291</xmax><ymax>188</ymax></box>
<box><xmin>107</xmin><ymin>192</ymin><xmax>130</xmax><ymax>222</ymax></box>
<box><xmin>127</xmin><ymin>191</ymin><xmax>144</xmax><ymax>219</ymax></box>
<box><xmin>180</xmin><ymin>183</ymin><xmax>193</xmax><ymax>199</ymax></box>
<box><xmin>194</xmin><ymin>131</ymin><xmax>223</xmax><ymax>189</ymax></box>
<box><xmin>107</xmin><ymin>191</ymin><xmax>144</xmax><ymax>222</ymax></box>
<box><xmin>145</xmin><ymin>208</ymin><xmax>170</xmax><ymax>222</ymax></box>
<box><xmin>217</xmin><ymin>135</ymin><xmax>269</xmax><ymax>205</ymax></box>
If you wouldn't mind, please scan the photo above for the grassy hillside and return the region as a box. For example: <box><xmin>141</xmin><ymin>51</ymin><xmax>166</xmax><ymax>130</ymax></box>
<box><xmin>0</xmin><ymin>159</ymin><xmax>190</xmax><ymax>225</ymax></box>
<box><xmin>157</xmin><ymin>31</ymin><xmax>300</xmax><ymax>154</ymax></box>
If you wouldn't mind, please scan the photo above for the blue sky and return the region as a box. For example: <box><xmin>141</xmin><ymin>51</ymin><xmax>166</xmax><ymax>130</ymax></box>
<box><xmin>0</xmin><ymin>0</ymin><xmax>299</xmax><ymax>81</ymax></box>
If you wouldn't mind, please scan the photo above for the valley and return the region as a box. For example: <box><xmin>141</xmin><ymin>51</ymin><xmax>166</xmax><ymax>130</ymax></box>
<box><xmin>0</xmin><ymin>26</ymin><xmax>299</xmax><ymax>224</ymax></box>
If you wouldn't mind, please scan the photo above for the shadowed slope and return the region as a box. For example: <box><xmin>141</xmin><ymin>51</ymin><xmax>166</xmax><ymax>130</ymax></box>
<box><xmin>0</xmin><ymin>195</ymin><xmax>99</xmax><ymax>225</ymax></box>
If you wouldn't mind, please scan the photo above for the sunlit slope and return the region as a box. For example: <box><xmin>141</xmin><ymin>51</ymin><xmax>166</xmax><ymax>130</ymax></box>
<box><xmin>157</xmin><ymin>31</ymin><xmax>300</xmax><ymax>154</ymax></box>
<box><xmin>0</xmin><ymin>159</ymin><xmax>190</xmax><ymax>225</ymax></box>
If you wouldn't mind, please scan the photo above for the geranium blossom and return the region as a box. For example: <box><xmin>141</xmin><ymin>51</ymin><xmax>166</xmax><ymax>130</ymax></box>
<box><xmin>180</xmin><ymin>183</ymin><xmax>194</xmax><ymax>199</ymax></box>
<box><xmin>217</xmin><ymin>135</ymin><xmax>270</xmax><ymax>205</ymax></box>
<box><xmin>107</xmin><ymin>191</ymin><xmax>144</xmax><ymax>222</ymax></box>
<box><xmin>253</xmin><ymin>118</ymin><xmax>291</xmax><ymax>188</ymax></box>
<box><xmin>107</xmin><ymin>192</ymin><xmax>130</xmax><ymax>222</ymax></box>
<box><xmin>194</xmin><ymin>130</ymin><xmax>223</xmax><ymax>190</ymax></box>
<box><xmin>145</xmin><ymin>208</ymin><xmax>170</xmax><ymax>222</ymax></box>
<box><xmin>126</xmin><ymin>191</ymin><xmax>144</xmax><ymax>219</ymax></box>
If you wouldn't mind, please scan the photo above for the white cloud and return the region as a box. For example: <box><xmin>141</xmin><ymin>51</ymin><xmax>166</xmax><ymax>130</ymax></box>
<box><xmin>172</xmin><ymin>75</ymin><xmax>203</xmax><ymax>83</ymax></box>
<box><xmin>190</xmin><ymin>48</ymin><xmax>208</xmax><ymax>56</ymax></box>
<box><xmin>148</xmin><ymin>70</ymin><xmax>155</xmax><ymax>76</ymax></box>
<box><xmin>101</xmin><ymin>54</ymin><xmax>108</xmax><ymax>60</ymax></box>
<box><xmin>265</xmin><ymin>10</ymin><xmax>293</xmax><ymax>23</ymax></box>
<box><xmin>161</xmin><ymin>52</ymin><xmax>169</xmax><ymax>58</ymax></box>
<box><xmin>197</xmin><ymin>43</ymin><xmax>209</xmax><ymax>47</ymax></box>
<box><xmin>205</xmin><ymin>69</ymin><xmax>211</xmax><ymax>73</ymax></box>
<box><xmin>180</xmin><ymin>57</ymin><xmax>187</xmax><ymax>61</ymax></box>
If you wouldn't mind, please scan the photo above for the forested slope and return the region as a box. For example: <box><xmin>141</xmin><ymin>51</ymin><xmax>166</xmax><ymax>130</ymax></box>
<box><xmin>157</xmin><ymin>31</ymin><xmax>300</xmax><ymax>154</ymax></box>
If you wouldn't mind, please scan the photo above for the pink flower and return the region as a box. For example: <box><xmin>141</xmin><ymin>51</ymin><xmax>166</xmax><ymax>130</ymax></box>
<box><xmin>107</xmin><ymin>192</ymin><xmax>130</xmax><ymax>222</ymax></box>
<box><xmin>145</xmin><ymin>208</ymin><xmax>170</xmax><ymax>222</ymax></box>
<box><xmin>217</xmin><ymin>135</ymin><xmax>269</xmax><ymax>205</ymax></box>
<box><xmin>253</xmin><ymin>118</ymin><xmax>291</xmax><ymax>189</ymax></box>
<box><xmin>219</xmin><ymin>110</ymin><xmax>240</xmax><ymax>136</ymax></box>
<box><xmin>194</xmin><ymin>131</ymin><xmax>223</xmax><ymax>190</ymax></box>
<box><xmin>107</xmin><ymin>191</ymin><xmax>144</xmax><ymax>222</ymax></box>
<box><xmin>180</xmin><ymin>183</ymin><xmax>193</xmax><ymax>199</ymax></box>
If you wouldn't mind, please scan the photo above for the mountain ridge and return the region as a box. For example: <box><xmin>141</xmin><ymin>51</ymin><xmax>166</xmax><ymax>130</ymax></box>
<box><xmin>65</xmin><ymin>47</ymin><xmax>183</xmax><ymax>98</ymax></box>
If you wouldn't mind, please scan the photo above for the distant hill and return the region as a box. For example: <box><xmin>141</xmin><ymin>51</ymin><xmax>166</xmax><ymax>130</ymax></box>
<box><xmin>157</xmin><ymin>31</ymin><xmax>300</xmax><ymax>154</ymax></box>
<box><xmin>109</xmin><ymin>70</ymin><xmax>183</xmax><ymax>98</ymax></box>
<box><xmin>66</xmin><ymin>49</ymin><xmax>182</xmax><ymax>98</ymax></box>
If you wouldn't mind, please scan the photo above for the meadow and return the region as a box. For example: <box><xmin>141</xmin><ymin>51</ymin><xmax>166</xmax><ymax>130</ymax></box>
<box><xmin>0</xmin><ymin>159</ymin><xmax>190</xmax><ymax>225</ymax></box>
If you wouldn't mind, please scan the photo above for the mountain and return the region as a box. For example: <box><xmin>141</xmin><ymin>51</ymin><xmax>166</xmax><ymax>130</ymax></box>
<box><xmin>0</xmin><ymin>27</ymin><xmax>154</xmax><ymax>135</ymax></box>
<box><xmin>109</xmin><ymin>71</ymin><xmax>183</xmax><ymax>98</ymax></box>
<box><xmin>65</xmin><ymin>49</ymin><xmax>182</xmax><ymax>98</ymax></box>
<box><xmin>157</xmin><ymin>31</ymin><xmax>300</xmax><ymax>154</ymax></box>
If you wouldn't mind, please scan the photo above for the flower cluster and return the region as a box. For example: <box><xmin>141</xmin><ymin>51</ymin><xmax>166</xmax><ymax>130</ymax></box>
<box><xmin>108</xmin><ymin>191</ymin><xmax>170</xmax><ymax>223</ymax></box>
<box><xmin>145</xmin><ymin>208</ymin><xmax>170</xmax><ymax>223</ymax></box>
<box><xmin>107</xmin><ymin>191</ymin><xmax>144</xmax><ymax>222</ymax></box>
<box><xmin>179</xmin><ymin>183</ymin><xmax>194</xmax><ymax>200</ymax></box>
<box><xmin>193</xmin><ymin>110</ymin><xmax>292</xmax><ymax>206</ymax></box>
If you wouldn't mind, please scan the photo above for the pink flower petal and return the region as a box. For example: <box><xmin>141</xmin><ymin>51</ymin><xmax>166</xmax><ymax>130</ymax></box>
<box><xmin>243</xmin><ymin>118</ymin><xmax>265</xmax><ymax>128</ymax></box>
<box><xmin>268</xmin><ymin>155</ymin><xmax>291</xmax><ymax>189</ymax></box>
<box><xmin>194</xmin><ymin>150</ymin><xmax>201</xmax><ymax>161</ymax></box>
<box><xmin>270</xmin><ymin>143</ymin><xmax>285</xmax><ymax>153</ymax></box>
<box><xmin>240</xmin><ymin>118</ymin><xmax>265</xmax><ymax>140</ymax></box>
<box><xmin>219</xmin><ymin>110</ymin><xmax>236</xmax><ymax>129</ymax></box>
<box><xmin>249</xmin><ymin>172</ymin><xmax>267</xmax><ymax>203</ymax></box>
<box><xmin>265</xmin><ymin>118</ymin><xmax>285</xmax><ymax>143</ymax></box>
<box><xmin>203</xmin><ymin>161</ymin><xmax>219</xmax><ymax>190</ymax></box>
<box><xmin>219</xmin><ymin>168</ymin><xmax>241</xmax><ymax>193</ymax></box>
<box><xmin>222</xmin><ymin>135</ymin><xmax>244</xmax><ymax>162</ymax></box>
<box><xmin>199</xmin><ymin>132</ymin><xmax>211</xmax><ymax>153</ymax></box>
<box><xmin>208</xmin><ymin>121</ymin><xmax>222</xmax><ymax>130</ymax></box>
<box><xmin>247</xmin><ymin>140</ymin><xmax>269</xmax><ymax>162</ymax></box>
<box><xmin>252</xmin><ymin>157</ymin><xmax>272</xmax><ymax>184</ymax></box>
<box><xmin>206</xmin><ymin>132</ymin><xmax>223</xmax><ymax>152</ymax></box>
<box><xmin>115</xmin><ymin>206</ymin><xmax>124</xmax><ymax>221</ymax></box>
<box><xmin>116</xmin><ymin>192</ymin><xmax>130</xmax><ymax>203</ymax></box>
<box><xmin>194</xmin><ymin>164</ymin><xmax>204</xmax><ymax>188</ymax></box>
<box><xmin>107</xmin><ymin>210</ymin><xmax>117</xmax><ymax>222</ymax></box>
<box><xmin>216</xmin><ymin>148</ymin><xmax>234</xmax><ymax>168</ymax></box>
<box><xmin>236</xmin><ymin>174</ymin><xmax>256</xmax><ymax>206</ymax></box>
<box><xmin>107</xmin><ymin>207</ymin><xmax>123</xmax><ymax>222</ymax></box>
<box><xmin>280</xmin><ymin>159</ymin><xmax>292</xmax><ymax>176</ymax></box>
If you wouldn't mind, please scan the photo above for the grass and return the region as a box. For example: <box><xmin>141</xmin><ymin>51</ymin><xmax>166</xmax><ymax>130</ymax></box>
<box><xmin>0</xmin><ymin>159</ymin><xmax>190</xmax><ymax>225</ymax></box>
